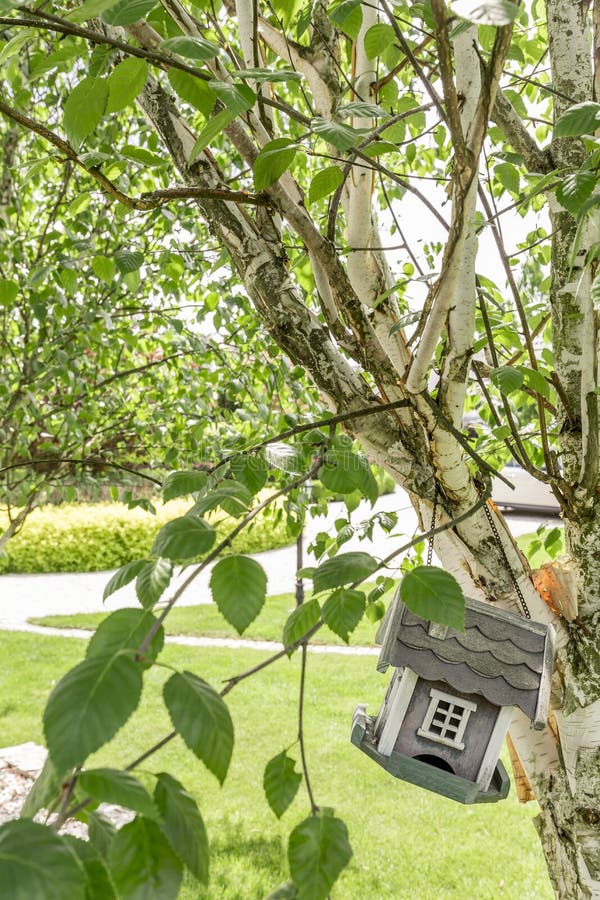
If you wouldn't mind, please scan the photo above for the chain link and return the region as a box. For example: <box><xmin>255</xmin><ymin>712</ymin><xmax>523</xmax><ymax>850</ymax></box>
<box><xmin>484</xmin><ymin>501</ymin><xmax>531</xmax><ymax>619</ymax></box>
<box><xmin>426</xmin><ymin>486</ymin><xmax>439</xmax><ymax>566</ymax></box>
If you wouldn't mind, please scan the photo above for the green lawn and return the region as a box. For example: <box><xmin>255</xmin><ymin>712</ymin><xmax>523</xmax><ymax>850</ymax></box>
<box><xmin>0</xmin><ymin>629</ymin><xmax>553</xmax><ymax>899</ymax></box>
<box><xmin>29</xmin><ymin>588</ymin><xmax>391</xmax><ymax>646</ymax></box>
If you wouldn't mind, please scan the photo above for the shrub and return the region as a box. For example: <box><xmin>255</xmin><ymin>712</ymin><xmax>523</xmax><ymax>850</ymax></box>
<box><xmin>0</xmin><ymin>501</ymin><xmax>293</xmax><ymax>574</ymax></box>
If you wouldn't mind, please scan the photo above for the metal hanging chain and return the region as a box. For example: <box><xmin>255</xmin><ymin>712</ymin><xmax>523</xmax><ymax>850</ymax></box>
<box><xmin>426</xmin><ymin>485</ymin><xmax>439</xmax><ymax>566</ymax></box>
<box><xmin>427</xmin><ymin>485</ymin><xmax>531</xmax><ymax>620</ymax></box>
<box><xmin>483</xmin><ymin>501</ymin><xmax>531</xmax><ymax>620</ymax></box>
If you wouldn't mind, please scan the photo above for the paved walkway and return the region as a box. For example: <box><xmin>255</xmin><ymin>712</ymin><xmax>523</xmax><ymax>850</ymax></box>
<box><xmin>0</xmin><ymin>490</ymin><xmax>552</xmax><ymax>644</ymax></box>
<box><xmin>0</xmin><ymin>492</ymin><xmax>410</xmax><ymax>630</ymax></box>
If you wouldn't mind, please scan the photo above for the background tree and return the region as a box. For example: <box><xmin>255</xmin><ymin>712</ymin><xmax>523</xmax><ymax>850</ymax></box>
<box><xmin>0</xmin><ymin>123</ymin><xmax>318</xmax><ymax>550</ymax></box>
<box><xmin>0</xmin><ymin>0</ymin><xmax>599</xmax><ymax>896</ymax></box>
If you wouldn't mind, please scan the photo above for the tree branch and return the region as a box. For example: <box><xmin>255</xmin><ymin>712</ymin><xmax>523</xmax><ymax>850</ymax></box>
<box><xmin>492</xmin><ymin>89</ymin><xmax>554</xmax><ymax>173</ymax></box>
<box><xmin>0</xmin><ymin>97</ymin><xmax>271</xmax><ymax>208</ymax></box>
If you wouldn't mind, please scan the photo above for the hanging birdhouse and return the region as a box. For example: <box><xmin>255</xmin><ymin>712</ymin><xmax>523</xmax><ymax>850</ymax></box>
<box><xmin>352</xmin><ymin>591</ymin><xmax>555</xmax><ymax>804</ymax></box>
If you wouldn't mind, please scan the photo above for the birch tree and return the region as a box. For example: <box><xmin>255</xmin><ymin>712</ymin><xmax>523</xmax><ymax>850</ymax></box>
<box><xmin>0</xmin><ymin>0</ymin><xmax>599</xmax><ymax>896</ymax></box>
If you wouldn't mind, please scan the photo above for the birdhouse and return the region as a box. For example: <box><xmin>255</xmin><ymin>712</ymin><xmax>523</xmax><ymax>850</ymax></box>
<box><xmin>352</xmin><ymin>591</ymin><xmax>555</xmax><ymax>804</ymax></box>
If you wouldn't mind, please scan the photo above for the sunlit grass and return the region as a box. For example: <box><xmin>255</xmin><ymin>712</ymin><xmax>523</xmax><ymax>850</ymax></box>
<box><xmin>30</xmin><ymin>585</ymin><xmax>392</xmax><ymax>646</ymax></box>
<box><xmin>0</xmin><ymin>630</ymin><xmax>552</xmax><ymax>899</ymax></box>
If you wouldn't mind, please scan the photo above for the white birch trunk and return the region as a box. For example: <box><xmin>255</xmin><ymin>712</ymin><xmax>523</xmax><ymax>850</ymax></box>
<box><xmin>123</xmin><ymin>3</ymin><xmax>600</xmax><ymax>894</ymax></box>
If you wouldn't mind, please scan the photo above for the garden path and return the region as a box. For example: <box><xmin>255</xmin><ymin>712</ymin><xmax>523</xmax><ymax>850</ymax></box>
<box><xmin>0</xmin><ymin>489</ymin><xmax>549</xmax><ymax>639</ymax></box>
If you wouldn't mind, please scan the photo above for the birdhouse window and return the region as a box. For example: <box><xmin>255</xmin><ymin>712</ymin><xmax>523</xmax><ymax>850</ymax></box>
<box><xmin>417</xmin><ymin>689</ymin><xmax>477</xmax><ymax>751</ymax></box>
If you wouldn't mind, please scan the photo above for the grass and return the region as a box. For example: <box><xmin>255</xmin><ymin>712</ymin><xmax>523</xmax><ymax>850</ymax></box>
<box><xmin>29</xmin><ymin>586</ymin><xmax>393</xmax><ymax>646</ymax></box>
<box><xmin>0</xmin><ymin>629</ymin><xmax>553</xmax><ymax>899</ymax></box>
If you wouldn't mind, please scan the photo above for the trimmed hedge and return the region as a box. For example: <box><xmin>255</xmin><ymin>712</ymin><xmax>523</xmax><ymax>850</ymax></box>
<box><xmin>0</xmin><ymin>501</ymin><xmax>292</xmax><ymax>574</ymax></box>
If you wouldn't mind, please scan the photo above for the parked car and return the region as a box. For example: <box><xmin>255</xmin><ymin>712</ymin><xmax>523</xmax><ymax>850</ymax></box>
<box><xmin>492</xmin><ymin>460</ymin><xmax>560</xmax><ymax>514</ymax></box>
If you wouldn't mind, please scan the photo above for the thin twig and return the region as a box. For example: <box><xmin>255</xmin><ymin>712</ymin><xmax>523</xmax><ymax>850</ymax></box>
<box><xmin>0</xmin><ymin>456</ymin><xmax>163</xmax><ymax>485</ymax></box>
<box><xmin>298</xmin><ymin>644</ymin><xmax>318</xmax><ymax>814</ymax></box>
<box><xmin>207</xmin><ymin>398</ymin><xmax>411</xmax><ymax>477</ymax></box>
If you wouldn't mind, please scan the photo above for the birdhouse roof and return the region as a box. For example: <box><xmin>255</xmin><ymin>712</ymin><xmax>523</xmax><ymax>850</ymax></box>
<box><xmin>376</xmin><ymin>593</ymin><xmax>555</xmax><ymax>729</ymax></box>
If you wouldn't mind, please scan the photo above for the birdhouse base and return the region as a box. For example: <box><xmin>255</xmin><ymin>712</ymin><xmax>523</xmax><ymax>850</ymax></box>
<box><xmin>351</xmin><ymin>705</ymin><xmax>510</xmax><ymax>805</ymax></box>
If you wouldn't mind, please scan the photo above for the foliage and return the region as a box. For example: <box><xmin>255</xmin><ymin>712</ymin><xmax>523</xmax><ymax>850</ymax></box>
<box><xmin>0</xmin><ymin>631</ymin><xmax>552</xmax><ymax>899</ymax></box>
<box><xmin>0</xmin><ymin>501</ymin><xmax>292</xmax><ymax>573</ymax></box>
<box><xmin>0</xmin><ymin>0</ymin><xmax>597</xmax><ymax>894</ymax></box>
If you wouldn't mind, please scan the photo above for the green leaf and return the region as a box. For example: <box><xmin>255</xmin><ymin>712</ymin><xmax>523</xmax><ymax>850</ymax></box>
<box><xmin>517</xmin><ymin>365</ymin><xmax>551</xmax><ymax>399</ymax></box>
<box><xmin>263</xmin><ymin>751</ymin><xmax>302</xmax><ymax>818</ymax></box>
<box><xmin>163</xmin><ymin>671</ymin><xmax>234</xmax><ymax>784</ymax></box>
<box><xmin>103</xmin><ymin>559</ymin><xmax>149</xmax><ymax>601</ymax></box>
<box><xmin>154</xmin><ymin>772</ymin><xmax>209</xmax><ymax>884</ymax></box>
<box><xmin>106</xmin><ymin>58</ymin><xmax>148</xmax><ymax>114</ymax></box>
<box><xmin>66</xmin><ymin>840</ymin><xmax>117</xmax><ymax>900</ymax></box>
<box><xmin>451</xmin><ymin>0</ymin><xmax>519</xmax><ymax>26</ymax></box>
<box><xmin>68</xmin><ymin>0</ymin><xmax>116</xmax><ymax>23</ymax></box>
<box><xmin>109</xmin><ymin>818</ymin><xmax>182</xmax><ymax>900</ymax></box>
<box><xmin>120</xmin><ymin>145</ymin><xmax>167</xmax><ymax>166</ymax></box>
<box><xmin>400</xmin><ymin>565</ymin><xmax>465</xmax><ymax>631</ymax></box>
<box><xmin>235</xmin><ymin>67</ymin><xmax>302</xmax><ymax>83</ymax></box>
<box><xmin>189</xmin><ymin>480</ymin><xmax>252</xmax><ymax>517</ymax></box>
<box><xmin>494</xmin><ymin>162</ymin><xmax>519</xmax><ymax>194</ymax></box>
<box><xmin>161</xmin><ymin>35</ymin><xmax>219</xmax><ymax>61</ymax></box>
<box><xmin>101</xmin><ymin>0</ymin><xmax>156</xmax><ymax>25</ymax></box>
<box><xmin>20</xmin><ymin>756</ymin><xmax>62</xmax><ymax>820</ymax></box>
<box><xmin>86</xmin><ymin>608</ymin><xmax>164</xmax><ymax>666</ymax></box>
<box><xmin>321</xmin><ymin>589</ymin><xmax>366</xmax><ymax>642</ymax></box>
<box><xmin>209</xmin><ymin>81</ymin><xmax>255</xmax><ymax>113</ymax></box>
<box><xmin>151</xmin><ymin>516</ymin><xmax>216</xmax><ymax>560</ymax></box>
<box><xmin>282</xmin><ymin>598</ymin><xmax>321</xmax><ymax>649</ymax></box>
<box><xmin>554</xmin><ymin>101</ymin><xmax>600</xmax><ymax>138</ymax></box>
<box><xmin>319</xmin><ymin>449</ymin><xmax>378</xmax><ymax>503</ymax></box>
<box><xmin>114</xmin><ymin>250</ymin><xmax>144</xmax><ymax>273</ymax></box>
<box><xmin>0</xmin><ymin>820</ymin><xmax>87</xmax><ymax>900</ymax></box>
<box><xmin>210</xmin><ymin>555</ymin><xmax>267</xmax><ymax>634</ymax></box>
<box><xmin>313</xmin><ymin>552</ymin><xmax>378</xmax><ymax>593</ymax></box>
<box><xmin>338</xmin><ymin>101</ymin><xmax>388</xmax><ymax>119</ymax></box>
<box><xmin>308</xmin><ymin>166</ymin><xmax>344</xmax><ymax>203</ymax></box>
<box><xmin>0</xmin><ymin>30</ymin><xmax>34</xmax><ymax>66</ymax></box>
<box><xmin>0</xmin><ymin>279</ymin><xmax>18</xmax><ymax>304</ymax></box>
<box><xmin>230</xmin><ymin>454</ymin><xmax>268</xmax><ymax>495</ymax></box>
<box><xmin>312</xmin><ymin>118</ymin><xmax>362</xmax><ymax>152</ymax></box>
<box><xmin>556</xmin><ymin>170</ymin><xmax>596</xmax><ymax>216</ymax></box>
<box><xmin>136</xmin><ymin>558</ymin><xmax>174</xmax><ymax>608</ymax></box>
<box><xmin>92</xmin><ymin>255</ymin><xmax>116</xmax><ymax>285</ymax></box>
<box><xmin>265</xmin><ymin>442</ymin><xmax>304</xmax><ymax>474</ymax></box>
<box><xmin>43</xmin><ymin>654</ymin><xmax>143</xmax><ymax>770</ymax></box>
<box><xmin>363</xmin><ymin>23</ymin><xmax>395</xmax><ymax>60</ymax></box>
<box><xmin>88</xmin><ymin>813</ymin><xmax>117</xmax><ymax>859</ymax></box>
<box><xmin>79</xmin><ymin>769</ymin><xmax>157</xmax><ymax>819</ymax></box>
<box><xmin>162</xmin><ymin>469</ymin><xmax>208</xmax><ymax>501</ymax></box>
<box><xmin>167</xmin><ymin>70</ymin><xmax>215</xmax><ymax>116</ymax></box>
<box><xmin>288</xmin><ymin>813</ymin><xmax>352</xmax><ymax>900</ymax></box>
<box><xmin>490</xmin><ymin>365</ymin><xmax>524</xmax><ymax>395</ymax></box>
<box><xmin>189</xmin><ymin>108</ymin><xmax>236</xmax><ymax>162</ymax></box>
<box><xmin>329</xmin><ymin>0</ymin><xmax>362</xmax><ymax>39</ymax></box>
<box><xmin>63</xmin><ymin>76</ymin><xmax>108</xmax><ymax>147</ymax></box>
<box><xmin>253</xmin><ymin>139</ymin><xmax>298</xmax><ymax>191</ymax></box>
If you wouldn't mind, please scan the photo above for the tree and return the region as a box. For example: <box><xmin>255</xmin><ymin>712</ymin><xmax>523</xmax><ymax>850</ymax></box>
<box><xmin>0</xmin><ymin>123</ymin><xmax>317</xmax><ymax>550</ymax></box>
<box><xmin>0</xmin><ymin>0</ymin><xmax>599</xmax><ymax>896</ymax></box>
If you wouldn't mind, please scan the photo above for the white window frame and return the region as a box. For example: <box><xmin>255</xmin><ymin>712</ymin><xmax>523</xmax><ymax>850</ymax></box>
<box><xmin>417</xmin><ymin>688</ymin><xmax>477</xmax><ymax>751</ymax></box>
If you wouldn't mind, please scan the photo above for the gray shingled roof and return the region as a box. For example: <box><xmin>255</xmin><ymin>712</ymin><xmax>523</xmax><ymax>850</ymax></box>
<box><xmin>376</xmin><ymin>593</ymin><xmax>555</xmax><ymax>729</ymax></box>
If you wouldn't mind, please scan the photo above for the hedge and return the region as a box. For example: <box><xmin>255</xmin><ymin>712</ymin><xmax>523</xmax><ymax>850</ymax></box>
<box><xmin>0</xmin><ymin>501</ymin><xmax>293</xmax><ymax>574</ymax></box>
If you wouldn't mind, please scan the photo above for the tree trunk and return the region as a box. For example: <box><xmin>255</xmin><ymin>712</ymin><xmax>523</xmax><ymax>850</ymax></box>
<box><xmin>121</xmin><ymin>3</ymin><xmax>600</xmax><ymax>893</ymax></box>
<box><xmin>4</xmin><ymin>0</ymin><xmax>600</xmax><ymax>893</ymax></box>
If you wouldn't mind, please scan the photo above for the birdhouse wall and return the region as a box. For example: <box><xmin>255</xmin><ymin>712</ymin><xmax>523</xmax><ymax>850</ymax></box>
<box><xmin>393</xmin><ymin>678</ymin><xmax>500</xmax><ymax>784</ymax></box>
